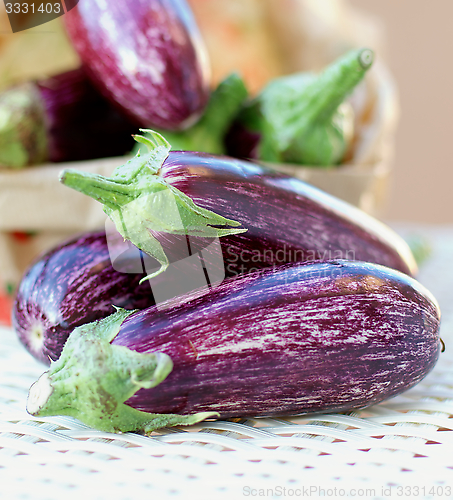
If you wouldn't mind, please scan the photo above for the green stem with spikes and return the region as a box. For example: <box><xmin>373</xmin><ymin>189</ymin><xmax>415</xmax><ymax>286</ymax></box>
<box><xmin>59</xmin><ymin>131</ymin><xmax>247</xmax><ymax>281</ymax></box>
<box><xmin>0</xmin><ymin>84</ymin><xmax>48</xmax><ymax>168</ymax></box>
<box><xmin>140</xmin><ymin>73</ymin><xmax>248</xmax><ymax>155</ymax></box>
<box><xmin>27</xmin><ymin>309</ymin><xmax>218</xmax><ymax>434</ymax></box>
<box><xmin>239</xmin><ymin>48</ymin><xmax>374</xmax><ymax>166</ymax></box>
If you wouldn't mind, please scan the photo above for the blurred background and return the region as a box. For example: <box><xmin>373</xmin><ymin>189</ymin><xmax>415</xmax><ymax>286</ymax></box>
<box><xmin>349</xmin><ymin>0</ymin><xmax>452</xmax><ymax>224</ymax></box>
<box><xmin>0</xmin><ymin>0</ymin><xmax>450</xmax><ymax>224</ymax></box>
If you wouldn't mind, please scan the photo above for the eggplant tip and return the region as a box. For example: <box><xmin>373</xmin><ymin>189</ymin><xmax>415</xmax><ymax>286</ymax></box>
<box><xmin>359</xmin><ymin>48</ymin><xmax>374</xmax><ymax>69</ymax></box>
<box><xmin>58</xmin><ymin>169</ymin><xmax>68</xmax><ymax>184</ymax></box>
<box><xmin>27</xmin><ymin>372</ymin><xmax>53</xmax><ymax>416</ymax></box>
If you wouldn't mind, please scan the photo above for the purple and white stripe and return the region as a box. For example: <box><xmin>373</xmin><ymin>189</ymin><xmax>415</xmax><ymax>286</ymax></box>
<box><xmin>112</xmin><ymin>260</ymin><xmax>441</xmax><ymax>418</ymax></box>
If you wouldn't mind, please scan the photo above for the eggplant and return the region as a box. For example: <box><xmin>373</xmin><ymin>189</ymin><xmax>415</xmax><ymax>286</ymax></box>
<box><xmin>147</xmin><ymin>72</ymin><xmax>248</xmax><ymax>155</ymax></box>
<box><xmin>12</xmin><ymin>231</ymin><xmax>156</xmax><ymax>364</ymax></box>
<box><xmin>59</xmin><ymin>130</ymin><xmax>417</xmax><ymax>283</ymax></box>
<box><xmin>16</xmin><ymin>130</ymin><xmax>417</xmax><ymax>364</ymax></box>
<box><xmin>0</xmin><ymin>68</ymin><xmax>137</xmax><ymax>168</ymax></box>
<box><xmin>225</xmin><ymin>48</ymin><xmax>373</xmax><ymax>166</ymax></box>
<box><xmin>27</xmin><ymin>260</ymin><xmax>441</xmax><ymax>434</ymax></box>
<box><xmin>63</xmin><ymin>0</ymin><xmax>210</xmax><ymax>130</ymax></box>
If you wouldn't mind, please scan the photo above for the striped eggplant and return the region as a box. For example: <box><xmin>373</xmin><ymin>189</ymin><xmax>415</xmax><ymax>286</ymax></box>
<box><xmin>59</xmin><ymin>130</ymin><xmax>417</xmax><ymax>283</ymax></box>
<box><xmin>0</xmin><ymin>68</ymin><xmax>137</xmax><ymax>168</ymax></box>
<box><xmin>17</xmin><ymin>130</ymin><xmax>416</xmax><ymax>364</ymax></box>
<box><xmin>27</xmin><ymin>260</ymin><xmax>441</xmax><ymax>434</ymax></box>
<box><xmin>12</xmin><ymin>231</ymin><xmax>156</xmax><ymax>365</ymax></box>
<box><xmin>63</xmin><ymin>0</ymin><xmax>210</xmax><ymax>130</ymax></box>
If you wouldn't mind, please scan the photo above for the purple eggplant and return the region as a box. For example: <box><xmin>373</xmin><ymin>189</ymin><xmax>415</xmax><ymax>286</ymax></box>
<box><xmin>59</xmin><ymin>131</ymin><xmax>417</xmax><ymax>283</ymax></box>
<box><xmin>0</xmin><ymin>68</ymin><xmax>137</xmax><ymax>168</ymax></box>
<box><xmin>16</xmin><ymin>131</ymin><xmax>417</xmax><ymax>364</ymax></box>
<box><xmin>12</xmin><ymin>231</ymin><xmax>156</xmax><ymax>365</ymax></box>
<box><xmin>63</xmin><ymin>0</ymin><xmax>210</xmax><ymax>130</ymax></box>
<box><xmin>27</xmin><ymin>260</ymin><xmax>441</xmax><ymax>434</ymax></box>
<box><xmin>225</xmin><ymin>48</ymin><xmax>373</xmax><ymax>166</ymax></box>
<box><xmin>148</xmin><ymin>72</ymin><xmax>248</xmax><ymax>155</ymax></box>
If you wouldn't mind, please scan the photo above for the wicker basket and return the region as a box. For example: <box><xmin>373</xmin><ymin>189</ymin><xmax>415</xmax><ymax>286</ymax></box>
<box><xmin>0</xmin><ymin>225</ymin><xmax>452</xmax><ymax>498</ymax></box>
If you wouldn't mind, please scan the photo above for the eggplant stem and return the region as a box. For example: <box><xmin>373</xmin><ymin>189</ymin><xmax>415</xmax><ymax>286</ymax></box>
<box><xmin>59</xmin><ymin>168</ymin><xmax>133</xmax><ymax>208</ymax></box>
<box><xmin>59</xmin><ymin>131</ymin><xmax>247</xmax><ymax>279</ymax></box>
<box><xmin>26</xmin><ymin>310</ymin><xmax>219</xmax><ymax>434</ymax></box>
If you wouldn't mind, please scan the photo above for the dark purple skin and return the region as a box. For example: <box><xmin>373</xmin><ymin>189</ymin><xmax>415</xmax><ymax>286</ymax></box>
<box><xmin>12</xmin><ymin>231</ymin><xmax>156</xmax><ymax>365</ymax></box>
<box><xmin>144</xmin><ymin>151</ymin><xmax>417</xmax><ymax>278</ymax></box>
<box><xmin>224</xmin><ymin>121</ymin><xmax>261</xmax><ymax>160</ymax></box>
<box><xmin>37</xmin><ymin>68</ymin><xmax>137</xmax><ymax>162</ymax></box>
<box><xmin>112</xmin><ymin>260</ymin><xmax>441</xmax><ymax>418</ymax></box>
<box><xmin>14</xmin><ymin>152</ymin><xmax>416</xmax><ymax>365</ymax></box>
<box><xmin>63</xmin><ymin>0</ymin><xmax>210</xmax><ymax>130</ymax></box>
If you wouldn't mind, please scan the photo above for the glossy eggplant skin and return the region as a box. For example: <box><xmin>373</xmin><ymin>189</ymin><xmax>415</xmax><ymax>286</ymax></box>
<box><xmin>149</xmin><ymin>151</ymin><xmax>416</xmax><ymax>278</ymax></box>
<box><xmin>38</xmin><ymin>68</ymin><xmax>137</xmax><ymax>162</ymax></box>
<box><xmin>12</xmin><ymin>232</ymin><xmax>155</xmax><ymax>364</ymax></box>
<box><xmin>63</xmin><ymin>0</ymin><xmax>210</xmax><ymax>130</ymax></box>
<box><xmin>15</xmin><ymin>151</ymin><xmax>415</xmax><ymax>365</ymax></box>
<box><xmin>113</xmin><ymin>260</ymin><xmax>441</xmax><ymax>418</ymax></box>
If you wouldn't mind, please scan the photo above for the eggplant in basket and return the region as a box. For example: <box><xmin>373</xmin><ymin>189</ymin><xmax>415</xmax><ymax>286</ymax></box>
<box><xmin>63</xmin><ymin>0</ymin><xmax>211</xmax><ymax>130</ymax></box>
<box><xmin>0</xmin><ymin>68</ymin><xmax>138</xmax><ymax>168</ymax></box>
<box><xmin>27</xmin><ymin>260</ymin><xmax>441</xmax><ymax>434</ymax></box>
<box><xmin>225</xmin><ymin>48</ymin><xmax>374</xmax><ymax>166</ymax></box>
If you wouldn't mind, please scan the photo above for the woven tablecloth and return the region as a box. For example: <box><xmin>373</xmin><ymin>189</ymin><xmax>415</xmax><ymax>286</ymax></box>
<box><xmin>1</xmin><ymin>224</ymin><xmax>453</xmax><ymax>500</ymax></box>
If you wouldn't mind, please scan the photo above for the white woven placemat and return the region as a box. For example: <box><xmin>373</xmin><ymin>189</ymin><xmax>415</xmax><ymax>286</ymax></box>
<box><xmin>1</xmin><ymin>224</ymin><xmax>453</xmax><ymax>500</ymax></box>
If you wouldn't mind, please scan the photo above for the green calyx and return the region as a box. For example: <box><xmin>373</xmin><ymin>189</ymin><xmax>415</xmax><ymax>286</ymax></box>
<box><xmin>26</xmin><ymin>308</ymin><xmax>219</xmax><ymax>434</ymax></box>
<box><xmin>59</xmin><ymin>130</ymin><xmax>247</xmax><ymax>281</ymax></box>
<box><xmin>141</xmin><ymin>72</ymin><xmax>248</xmax><ymax>155</ymax></box>
<box><xmin>0</xmin><ymin>83</ymin><xmax>48</xmax><ymax>169</ymax></box>
<box><xmin>239</xmin><ymin>47</ymin><xmax>374</xmax><ymax>166</ymax></box>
